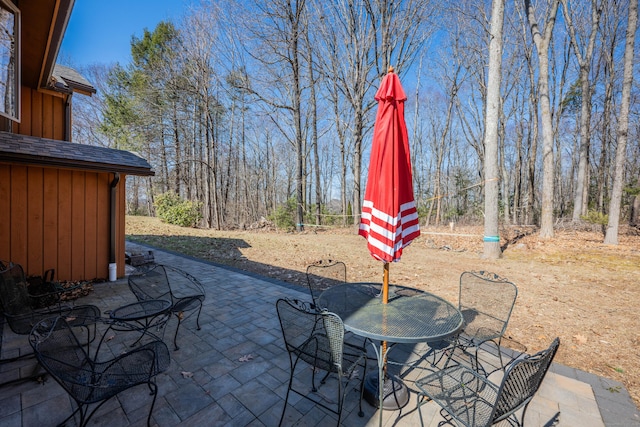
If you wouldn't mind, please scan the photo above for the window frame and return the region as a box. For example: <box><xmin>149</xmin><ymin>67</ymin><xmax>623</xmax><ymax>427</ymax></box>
<box><xmin>0</xmin><ymin>0</ymin><xmax>19</xmax><ymax>122</ymax></box>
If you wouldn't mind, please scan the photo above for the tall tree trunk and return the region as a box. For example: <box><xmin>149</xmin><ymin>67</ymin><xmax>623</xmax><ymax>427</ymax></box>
<box><xmin>526</xmin><ymin>0</ymin><xmax>560</xmax><ymax>238</ymax></box>
<box><xmin>483</xmin><ymin>0</ymin><xmax>505</xmax><ymax>259</ymax></box>
<box><xmin>499</xmin><ymin>113</ymin><xmax>510</xmax><ymax>226</ymax></box>
<box><xmin>352</xmin><ymin>107</ymin><xmax>364</xmax><ymax>226</ymax></box>
<box><xmin>306</xmin><ymin>40</ymin><xmax>321</xmax><ymax>226</ymax></box>
<box><xmin>513</xmin><ymin>122</ymin><xmax>523</xmax><ymax>224</ymax></box>
<box><xmin>526</xmin><ymin>78</ymin><xmax>539</xmax><ymax>225</ymax></box>
<box><xmin>173</xmin><ymin>103</ymin><xmax>182</xmax><ymax>195</ymax></box>
<box><xmin>605</xmin><ymin>0</ymin><xmax>637</xmax><ymax>244</ymax></box>
<box><xmin>519</xmin><ymin>12</ymin><xmax>538</xmax><ymax>225</ymax></box>
<box><xmin>563</xmin><ymin>0</ymin><xmax>602</xmax><ymax>221</ymax></box>
<box><xmin>292</xmin><ymin>3</ymin><xmax>306</xmax><ymax>232</ymax></box>
<box><xmin>207</xmin><ymin>99</ymin><xmax>220</xmax><ymax>230</ymax></box>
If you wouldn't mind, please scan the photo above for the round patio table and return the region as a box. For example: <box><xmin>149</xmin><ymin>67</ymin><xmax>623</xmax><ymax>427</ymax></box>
<box><xmin>318</xmin><ymin>283</ymin><xmax>463</xmax><ymax>426</ymax></box>
<box><xmin>108</xmin><ymin>299</ymin><xmax>171</xmax><ymax>346</ymax></box>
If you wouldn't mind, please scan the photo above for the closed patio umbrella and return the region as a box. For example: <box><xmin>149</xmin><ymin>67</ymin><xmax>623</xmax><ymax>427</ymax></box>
<box><xmin>359</xmin><ymin>67</ymin><xmax>420</xmax><ymax>411</ymax></box>
<box><xmin>359</xmin><ymin>66</ymin><xmax>420</xmax><ymax>299</ymax></box>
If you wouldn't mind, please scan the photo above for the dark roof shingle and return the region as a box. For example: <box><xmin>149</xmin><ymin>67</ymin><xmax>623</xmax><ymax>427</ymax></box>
<box><xmin>0</xmin><ymin>132</ymin><xmax>154</xmax><ymax>176</ymax></box>
<box><xmin>51</xmin><ymin>64</ymin><xmax>96</xmax><ymax>94</ymax></box>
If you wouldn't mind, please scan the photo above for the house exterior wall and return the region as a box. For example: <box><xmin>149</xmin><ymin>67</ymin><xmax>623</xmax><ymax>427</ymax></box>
<box><xmin>0</xmin><ymin>163</ymin><xmax>127</xmax><ymax>281</ymax></box>
<box><xmin>0</xmin><ymin>87</ymin><xmax>68</xmax><ymax>139</ymax></box>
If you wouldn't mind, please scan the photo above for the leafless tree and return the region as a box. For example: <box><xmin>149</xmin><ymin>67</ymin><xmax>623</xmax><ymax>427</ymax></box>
<box><xmin>605</xmin><ymin>0</ymin><xmax>637</xmax><ymax>244</ymax></box>
<box><xmin>560</xmin><ymin>0</ymin><xmax>603</xmax><ymax>221</ymax></box>
<box><xmin>483</xmin><ymin>0</ymin><xmax>505</xmax><ymax>259</ymax></box>
<box><xmin>235</xmin><ymin>0</ymin><xmax>309</xmax><ymax>231</ymax></box>
<box><xmin>525</xmin><ymin>0</ymin><xmax>561</xmax><ymax>238</ymax></box>
<box><xmin>74</xmin><ymin>0</ymin><xmax>640</xmax><ymax>236</ymax></box>
<box><xmin>313</xmin><ymin>0</ymin><xmax>435</xmax><ymax>225</ymax></box>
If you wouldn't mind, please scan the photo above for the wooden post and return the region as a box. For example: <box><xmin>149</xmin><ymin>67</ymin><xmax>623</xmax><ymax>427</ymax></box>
<box><xmin>382</xmin><ymin>262</ymin><xmax>390</xmax><ymax>376</ymax></box>
<box><xmin>382</xmin><ymin>262</ymin><xmax>389</xmax><ymax>303</ymax></box>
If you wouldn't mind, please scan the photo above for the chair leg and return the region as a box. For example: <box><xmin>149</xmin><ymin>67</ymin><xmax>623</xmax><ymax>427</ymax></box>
<box><xmin>417</xmin><ymin>394</ymin><xmax>426</xmax><ymax>427</ymax></box>
<box><xmin>311</xmin><ymin>361</ymin><xmax>318</xmax><ymax>392</ymax></box>
<box><xmin>172</xmin><ymin>305</ymin><xmax>203</xmax><ymax>350</ymax></box>
<box><xmin>279</xmin><ymin>357</ymin><xmax>298</xmax><ymax>427</ymax></box>
<box><xmin>358</xmin><ymin>357</ymin><xmax>367</xmax><ymax>417</ymax></box>
<box><xmin>337</xmin><ymin>375</ymin><xmax>344</xmax><ymax>426</ymax></box>
<box><xmin>320</xmin><ymin>369</ymin><xmax>331</xmax><ymax>385</ymax></box>
<box><xmin>278</xmin><ymin>385</ymin><xmax>292</xmax><ymax>427</ymax></box>
<box><xmin>173</xmin><ymin>315</ymin><xmax>182</xmax><ymax>351</ymax></box>
<box><xmin>195</xmin><ymin>304</ymin><xmax>202</xmax><ymax>331</ymax></box>
<box><xmin>146</xmin><ymin>381</ymin><xmax>159</xmax><ymax>427</ymax></box>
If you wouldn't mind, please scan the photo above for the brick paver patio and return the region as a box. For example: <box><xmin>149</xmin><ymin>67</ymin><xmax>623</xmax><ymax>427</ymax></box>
<box><xmin>1</xmin><ymin>242</ymin><xmax>638</xmax><ymax>426</ymax></box>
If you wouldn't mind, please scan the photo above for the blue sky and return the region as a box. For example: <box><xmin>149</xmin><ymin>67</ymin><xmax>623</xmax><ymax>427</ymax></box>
<box><xmin>60</xmin><ymin>0</ymin><xmax>191</xmax><ymax>66</ymax></box>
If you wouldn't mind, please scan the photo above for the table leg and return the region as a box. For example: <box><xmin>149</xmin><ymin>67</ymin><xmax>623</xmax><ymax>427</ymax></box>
<box><xmin>378</xmin><ymin>342</ymin><xmax>385</xmax><ymax>427</ymax></box>
<box><xmin>364</xmin><ymin>341</ymin><xmax>409</xmax><ymax>427</ymax></box>
<box><xmin>365</xmin><ymin>340</ymin><xmax>386</xmax><ymax>427</ymax></box>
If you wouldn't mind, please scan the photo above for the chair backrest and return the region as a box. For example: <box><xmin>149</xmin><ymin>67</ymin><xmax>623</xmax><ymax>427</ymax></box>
<box><xmin>492</xmin><ymin>337</ymin><xmax>560</xmax><ymax>424</ymax></box>
<box><xmin>276</xmin><ymin>298</ymin><xmax>344</xmax><ymax>373</ymax></box>
<box><xmin>0</xmin><ymin>262</ymin><xmax>34</xmax><ymax>316</ymax></box>
<box><xmin>128</xmin><ymin>264</ymin><xmax>204</xmax><ymax>304</ymax></box>
<box><xmin>306</xmin><ymin>259</ymin><xmax>346</xmax><ymax>306</ymax></box>
<box><xmin>30</xmin><ymin>316</ymin><xmax>171</xmax><ymax>405</ymax></box>
<box><xmin>161</xmin><ymin>264</ymin><xmax>205</xmax><ymax>299</ymax></box>
<box><xmin>321</xmin><ymin>311</ymin><xmax>346</xmax><ymax>370</ymax></box>
<box><xmin>29</xmin><ymin>316</ymin><xmax>91</xmax><ymax>384</ymax></box>
<box><xmin>458</xmin><ymin>271</ymin><xmax>518</xmax><ymax>340</ymax></box>
<box><xmin>128</xmin><ymin>264</ymin><xmax>173</xmax><ymax>302</ymax></box>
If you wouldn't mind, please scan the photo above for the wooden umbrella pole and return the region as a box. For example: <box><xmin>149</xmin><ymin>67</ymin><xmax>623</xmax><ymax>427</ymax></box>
<box><xmin>382</xmin><ymin>262</ymin><xmax>390</xmax><ymax>375</ymax></box>
<box><xmin>382</xmin><ymin>262</ymin><xmax>389</xmax><ymax>303</ymax></box>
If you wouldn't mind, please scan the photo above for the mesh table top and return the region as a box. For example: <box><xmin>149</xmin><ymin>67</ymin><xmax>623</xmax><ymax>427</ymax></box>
<box><xmin>319</xmin><ymin>283</ymin><xmax>463</xmax><ymax>344</ymax></box>
<box><xmin>109</xmin><ymin>299</ymin><xmax>171</xmax><ymax>321</ymax></box>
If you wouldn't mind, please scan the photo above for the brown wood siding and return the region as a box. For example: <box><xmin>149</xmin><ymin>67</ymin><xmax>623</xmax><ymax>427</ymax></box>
<box><xmin>71</xmin><ymin>170</ymin><xmax>85</xmax><ymax>279</ymax></box>
<box><xmin>54</xmin><ymin>96</ymin><xmax>65</xmax><ymax>141</ymax></box>
<box><xmin>10</xmin><ymin>166</ymin><xmax>28</xmax><ymax>263</ymax></box>
<box><xmin>0</xmin><ymin>167</ymin><xmax>10</xmax><ymax>259</ymax></box>
<box><xmin>84</xmin><ymin>173</ymin><xmax>97</xmax><ymax>278</ymax></box>
<box><xmin>30</xmin><ymin>92</ymin><xmax>42</xmax><ymax>136</ymax></box>
<box><xmin>96</xmin><ymin>174</ymin><xmax>110</xmax><ymax>277</ymax></box>
<box><xmin>57</xmin><ymin>169</ymin><xmax>73</xmax><ymax>279</ymax></box>
<box><xmin>27</xmin><ymin>168</ymin><xmax>44</xmax><ymax>271</ymax></box>
<box><xmin>12</xmin><ymin>87</ymin><xmax>67</xmax><ymax>141</ymax></box>
<box><xmin>43</xmin><ymin>168</ymin><xmax>58</xmax><ymax>275</ymax></box>
<box><xmin>42</xmin><ymin>94</ymin><xmax>53</xmax><ymax>139</ymax></box>
<box><xmin>0</xmin><ymin>164</ymin><xmax>116</xmax><ymax>281</ymax></box>
<box><xmin>17</xmin><ymin>86</ymin><xmax>31</xmax><ymax>132</ymax></box>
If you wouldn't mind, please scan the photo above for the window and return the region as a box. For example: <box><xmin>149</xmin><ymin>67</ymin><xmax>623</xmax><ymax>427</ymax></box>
<box><xmin>0</xmin><ymin>0</ymin><xmax>19</xmax><ymax>122</ymax></box>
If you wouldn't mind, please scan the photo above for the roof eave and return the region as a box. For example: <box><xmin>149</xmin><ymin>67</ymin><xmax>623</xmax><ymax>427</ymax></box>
<box><xmin>0</xmin><ymin>153</ymin><xmax>155</xmax><ymax>177</ymax></box>
<box><xmin>38</xmin><ymin>0</ymin><xmax>76</xmax><ymax>91</ymax></box>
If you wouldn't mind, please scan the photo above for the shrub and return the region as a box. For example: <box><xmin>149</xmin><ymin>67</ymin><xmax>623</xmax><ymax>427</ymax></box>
<box><xmin>154</xmin><ymin>192</ymin><xmax>202</xmax><ymax>227</ymax></box>
<box><xmin>580</xmin><ymin>210</ymin><xmax>608</xmax><ymax>226</ymax></box>
<box><xmin>581</xmin><ymin>209</ymin><xmax>608</xmax><ymax>236</ymax></box>
<box><xmin>269</xmin><ymin>197</ymin><xmax>297</xmax><ymax>230</ymax></box>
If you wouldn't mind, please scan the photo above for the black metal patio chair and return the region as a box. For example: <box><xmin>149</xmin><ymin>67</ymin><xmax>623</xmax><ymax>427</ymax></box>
<box><xmin>0</xmin><ymin>261</ymin><xmax>100</xmax><ymax>385</ymax></box>
<box><xmin>276</xmin><ymin>298</ymin><xmax>367</xmax><ymax>426</ymax></box>
<box><xmin>429</xmin><ymin>271</ymin><xmax>524</xmax><ymax>375</ymax></box>
<box><xmin>416</xmin><ymin>337</ymin><xmax>560</xmax><ymax>427</ymax></box>
<box><xmin>305</xmin><ymin>259</ymin><xmax>347</xmax><ymax>310</ymax></box>
<box><xmin>128</xmin><ymin>264</ymin><xmax>205</xmax><ymax>350</ymax></box>
<box><xmin>29</xmin><ymin>316</ymin><xmax>171</xmax><ymax>427</ymax></box>
<box><xmin>1</xmin><ymin>260</ymin><xmax>86</xmax><ymax>310</ymax></box>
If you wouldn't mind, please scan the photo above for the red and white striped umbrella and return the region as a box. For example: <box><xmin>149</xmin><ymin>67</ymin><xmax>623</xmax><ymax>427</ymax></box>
<box><xmin>359</xmin><ymin>68</ymin><xmax>420</xmax><ymax>267</ymax></box>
